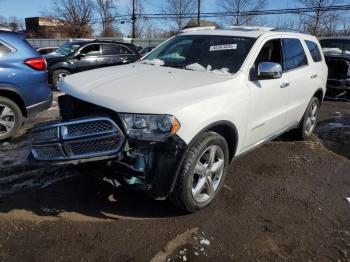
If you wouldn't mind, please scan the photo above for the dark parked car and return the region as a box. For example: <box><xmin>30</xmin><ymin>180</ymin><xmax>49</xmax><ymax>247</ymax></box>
<box><xmin>36</xmin><ymin>46</ymin><xmax>58</xmax><ymax>55</ymax></box>
<box><xmin>45</xmin><ymin>40</ymin><xmax>141</xmax><ymax>89</ymax></box>
<box><xmin>319</xmin><ymin>37</ymin><xmax>350</xmax><ymax>97</ymax></box>
<box><xmin>0</xmin><ymin>30</ymin><xmax>52</xmax><ymax>141</ymax></box>
<box><xmin>140</xmin><ymin>46</ymin><xmax>156</xmax><ymax>56</ymax></box>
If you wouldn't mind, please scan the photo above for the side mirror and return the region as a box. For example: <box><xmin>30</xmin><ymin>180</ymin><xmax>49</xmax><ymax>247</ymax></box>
<box><xmin>257</xmin><ymin>62</ymin><xmax>282</xmax><ymax>80</ymax></box>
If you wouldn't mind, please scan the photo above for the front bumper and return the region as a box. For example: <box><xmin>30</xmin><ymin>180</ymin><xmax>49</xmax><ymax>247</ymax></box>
<box><xmin>26</xmin><ymin>92</ymin><xmax>53</xmax><ymax>117</ymax></box>
<box><xmin>30</xmin><ymin>116</ymin><xmax>188</xmax><ymax>198</ymax></box>
<box><xmin>327</xmin><ymin>79</ymin><xmax>350</xmax><ymax>90</ymax></box>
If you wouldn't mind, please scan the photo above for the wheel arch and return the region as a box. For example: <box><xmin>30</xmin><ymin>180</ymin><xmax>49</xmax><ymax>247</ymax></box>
<box><xmin>0</xmin><ymin>88</ymin><xmax>27</xmax><ymax>117</ymax></box>
<box><xmin>313</xmin><ymin>88</ymin><xmax>324</xmax><ymax>105</ymax></box>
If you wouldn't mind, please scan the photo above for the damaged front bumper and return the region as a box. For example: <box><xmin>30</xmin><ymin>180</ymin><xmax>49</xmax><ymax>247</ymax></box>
<box><xmin>30</xmin><ymin>116</ymin><xmax>187</xmax><ymax>199</ymax></box>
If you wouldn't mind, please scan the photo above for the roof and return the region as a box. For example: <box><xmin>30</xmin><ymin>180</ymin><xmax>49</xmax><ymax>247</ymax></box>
<box><xmin>319</xmin><ymin>36</ymin><xmax>350</xmax><ymax>40</ymax></box>
<box><xmin>180</xmin><ymin>27</ymin><xmax>313</xmax><ymax>39</ymax></box>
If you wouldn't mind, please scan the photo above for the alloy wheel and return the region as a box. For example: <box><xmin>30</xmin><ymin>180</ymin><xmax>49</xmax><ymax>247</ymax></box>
<box><xmin>305</xmin><ymin>102</ymin><xmax>318</xmax><ymax>135</ymax></box>
<box><xmin>0</xmin><ymin>104</ymin><xmax>15</xmax><ymax>136</ymax></box>
<box><xmin>191</xmin><ymin>145</ymin><xmax>225</xmax><ymax>203</ymax></box>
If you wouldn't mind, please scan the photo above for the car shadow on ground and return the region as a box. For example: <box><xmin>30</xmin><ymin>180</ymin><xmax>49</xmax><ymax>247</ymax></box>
<box><xmin>0</xmin><ymin>170</ymin><xmax>188</xmax><ymax>221</ymax></box>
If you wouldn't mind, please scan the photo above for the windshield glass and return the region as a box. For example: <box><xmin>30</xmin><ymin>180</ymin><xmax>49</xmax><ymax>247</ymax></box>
<box><xmin>320</xmin><ymin>39</ymin><xmax>350</xmax><ymax>54</ymax></box>
<box><xmin>55</xmin><ymin>42</ymin><xmax>82</xmax><ymax>56</ymax></box>
<box><xmin>142</xmin><ymin>35</ymin><xmax>256</xmax><ymax>75</ymax></box>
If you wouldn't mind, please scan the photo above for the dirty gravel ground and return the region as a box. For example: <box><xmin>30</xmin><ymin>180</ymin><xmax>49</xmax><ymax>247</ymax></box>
<box><xmin>0</xmin><ymin>95</ymin><xmax>349</xmax><ymax>262</ymax></box>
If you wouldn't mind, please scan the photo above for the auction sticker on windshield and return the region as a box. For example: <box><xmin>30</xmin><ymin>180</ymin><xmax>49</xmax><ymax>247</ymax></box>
<box><xmin>210</xmin><ymin>44</ymin><xmax>237</xmax><ymax>51</ymax></box>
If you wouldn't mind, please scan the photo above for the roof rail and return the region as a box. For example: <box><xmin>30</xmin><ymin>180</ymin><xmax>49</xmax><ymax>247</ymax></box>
<box><xmin>226</xmin><ymin>26</ymin><xmax>274</xmax><ymax>31</ymax></box>
<box><xmin>180</xmin><ymin>26</ymin><xmax>216</xmax><ymax>33</ymax></box>
<box><xmin>271</xmin><ymin>28</ymin><xmax>309</xmax><ymax>34</ymax></box>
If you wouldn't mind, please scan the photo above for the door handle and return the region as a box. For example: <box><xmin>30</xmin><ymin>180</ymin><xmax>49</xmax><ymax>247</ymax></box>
<box><xmin>311</xmin><ymin>74</ymin><xmax>318</xmax><ymax>79</ymax></box>
<box><xmin>280</xmin><ymin>82</ymin><xmax>290</xmax><ymax>88</ymax></box>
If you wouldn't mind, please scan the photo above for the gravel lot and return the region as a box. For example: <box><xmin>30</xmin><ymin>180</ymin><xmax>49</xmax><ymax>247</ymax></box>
<box><xmin>0</xmin><ymin>95</ymin><xmax>349</xmax><ymax>262</ymax></box>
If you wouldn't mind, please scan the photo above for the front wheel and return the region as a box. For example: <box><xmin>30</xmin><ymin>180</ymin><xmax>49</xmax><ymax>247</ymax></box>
<box><xmin>171</xmin><ymin>132</ymin><xmax>229</xmax><ymax>212</ymax></box>
<box><xmin>293</xmin><ymin>97</ymin><xmax>320</xmax><ymax>140</ymax></box>
<box><xmin>52</xmin><ymin>69</ymin><xmax>71</xmax><ymax>90</ymax></box>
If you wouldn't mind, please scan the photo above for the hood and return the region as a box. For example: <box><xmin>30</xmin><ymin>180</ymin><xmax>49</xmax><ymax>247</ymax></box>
<box><xmin>44</xmin><ymin>52</ymin><xmax>68</xmax><ymax>65</ymax></box>
<box><xmin>60</xmin><ymin>62</ymin><xmax>234</xmax><ymax>115</ymax></box>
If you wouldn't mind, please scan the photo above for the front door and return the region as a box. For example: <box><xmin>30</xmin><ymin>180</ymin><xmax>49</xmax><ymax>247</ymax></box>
<box><xmin>73</xmin><ymin>43</ymin><xmax>103</xmax><ymax>73</ymax></box>
<box><xmin>244</xmin><ymin>37</ymin><xmax>291</xmax><ymax>149</ymax></box>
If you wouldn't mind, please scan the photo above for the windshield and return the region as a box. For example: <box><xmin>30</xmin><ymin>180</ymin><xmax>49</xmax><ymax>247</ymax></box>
<box><xmin>55</xmin><ymin>42</ymin><xmax>82</xmax><ymax>56</ymax></box>
<box><xmin>320</xmin><ymin>39</ymin><xmax>350</xmax><ymax>55</ymax></box>
<box><xmin>142</xmin><ymin>35</ymin><xmax>256</xmax><ymax>75</ymax></box>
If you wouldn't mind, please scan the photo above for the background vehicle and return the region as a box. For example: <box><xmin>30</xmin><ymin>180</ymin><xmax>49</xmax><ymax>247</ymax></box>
<box><xmin>0</xmin><ymin>30</ymin><xmax>52</xmax><ymax>141</ymax></box>
<box><xmin>45</xmin><ymin>40</ymin><xmax>141</xmax><ymax>89</ymax></box>
<box><xmin>31</xmin><ymin>27</ymin><xmax>327</xmax><ymax>212</ymax></box>
<box><xmin>319</xmin><ymin>37</ymin><xmax>350</xmax><ymax>98</ymax></box>
<box><xmin>36</xmin><ymin>46</ymin><xmax>58</xmax><ymax>55</ymax></box>
<box><xmin>140</xmin><ymin>46</ymin><xmax>155</xmax><ymax>56</ymax></box>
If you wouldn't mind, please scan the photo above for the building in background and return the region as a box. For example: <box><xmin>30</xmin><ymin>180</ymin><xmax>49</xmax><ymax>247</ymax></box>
<box><xmin>25</xmin><ymin>17</ymin><xmax>64</xmax><ymax>38</ymax></box>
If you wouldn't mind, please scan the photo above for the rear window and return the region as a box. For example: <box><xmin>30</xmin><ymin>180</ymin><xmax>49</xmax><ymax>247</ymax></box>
<box><xmin>305</xmin><ymin>40</ymin><xmax>322</xmax><ymax>62</ymax></box>
<box><xmin>282</xmin><ymin>38</ymin><xmax>308</xmax><ymax>71</ymax></box>
<box><xmin>102</xmin><ymin>44</ymin><xmax>134</xmax><ymax>55</ymax></box>
<box><xmin>0</xmin><ymin>42</ymin><xmax>11</xmax><ymax>56</ymax></box>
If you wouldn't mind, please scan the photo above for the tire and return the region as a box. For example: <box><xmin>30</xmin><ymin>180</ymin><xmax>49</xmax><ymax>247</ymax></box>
<box><xmin>52</xmin><ymin>69</ymin><xmax>71</xmax><ymax>90</ymax></box>
<box><xmin>171</xmin><ymin>132</ymin><xmax>229</xmax><ymax>212</ymax></box>
<box><xmin>0</xmin><ymin>96</ymin><xmax>23</xmax><ymax>141</ymax></box>
<box><xmin>293</xmin><ymin>97</ymin><xmax>320</xmax><ymax>141</ymax></box>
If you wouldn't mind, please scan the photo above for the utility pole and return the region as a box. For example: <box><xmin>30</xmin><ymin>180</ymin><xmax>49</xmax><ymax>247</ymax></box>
<box><xmin>132</xmin><ymin>0</ymin><xmax>136</xmax><ymax>40</ymax></box>
<box><xmin>197</xmin><ymin>0</ymin><xmax>201</xmax><ymax>26</ymax></box>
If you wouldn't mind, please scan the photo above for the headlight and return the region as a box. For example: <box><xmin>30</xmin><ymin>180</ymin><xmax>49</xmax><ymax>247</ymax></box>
<box><xmin>119</xmin><ymin>113</ymin><xmax>181</xmax><ymax>141</ymax></box>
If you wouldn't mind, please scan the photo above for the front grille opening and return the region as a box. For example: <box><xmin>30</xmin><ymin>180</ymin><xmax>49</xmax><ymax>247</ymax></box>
<box><xmin>32</xmin><ymin>127</ymin><xmax>58</xmax><ymax>141</ymax></box>
<box><xmin>64</xmin><ymin>120</ymin><xmax>115</xmax><ymax>138</ymax></box>
<box><xmin>32</xmin><ymin>144</ymin><xmax>64</xmax><ymax>160</ymax></box>
<box><xmin>68</xmin><ymin>136</ymin><xmax>122</xmax><ymax>156</ymax></box>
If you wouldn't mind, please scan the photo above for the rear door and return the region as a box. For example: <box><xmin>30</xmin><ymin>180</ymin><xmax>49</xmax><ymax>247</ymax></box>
<box><xmin>244</xmin><ymin>37</ymin><xmax>291</xmax><ymax>148</ymax></box>
<box><xmin>281</xmin><ymin>37</ymin><xmax>316</xmax><ymax>123</ymax></box>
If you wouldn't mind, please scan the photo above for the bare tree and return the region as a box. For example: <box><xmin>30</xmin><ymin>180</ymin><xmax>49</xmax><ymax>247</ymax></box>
<box><xmin>45</xmin><ymin>0</ymin><xmax>94</xmax><ymax>38</ymax></box>
<box><xmin>162</xmin><ymin>0</ymin><xmax>196</xmax><ymax>32</ymax></box>
<box><xmin>341</xmin><ymin>17</ymin><xmax>350</xmax><ymax>35</ymax></box>
<box><xmin>217</xmin><ymin>0</ymin><xmax>268</xmax><ymax>26</ymax></box>
<box><xmin>298</xmin><ymin>0</ymin><xmax>343</xmax><ymax>36</ymax></box>
<box><xmin>96</xmin><ymin>0</ymin><xmax>120</xmax><ymax>37</ymax></box>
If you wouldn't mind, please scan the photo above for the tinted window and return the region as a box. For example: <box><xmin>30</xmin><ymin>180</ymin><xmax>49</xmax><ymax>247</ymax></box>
<box><xmin>80</xmin><ymin>44</ymin><xmax>100</xmax><ymax>56</ymax></box>
<box><xmin>255</xmin><ymin>39</ymin><xmax>282</xmax><ymax>68</ymax></box>
<box><xmin>282</xmin><ymin>38</ymin><xmax>308</xmax><ymax>71</ymax></box>
<box><xmin>0</xmin><ymin>42</ymin><xmax>11</xmax><ymax>56</ymax></box>
<box><xmin>145</xmin><ymin>35</ymin><xmax>256</xmax><ymax>74</ymax></box>
<box><xmin>56</xmin><ymin>42</ymin><xmax>81</xmax><ymax>56</ymax></box>
<box><xmin>102</xmin><ymin>44</ymin><xmax>134</xmax><ymax>55</ymax></box>
<box><xmin>305</xmin><ymin>40</ymin><xmax>322</xmax><ymax>62</ymax></box>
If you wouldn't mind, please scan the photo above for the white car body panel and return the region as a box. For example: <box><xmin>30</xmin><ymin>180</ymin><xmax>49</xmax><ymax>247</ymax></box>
<box><xmin>60</xmin><ymin>29</ymin><xmax>327</xmax><ymax>157</ymax></box>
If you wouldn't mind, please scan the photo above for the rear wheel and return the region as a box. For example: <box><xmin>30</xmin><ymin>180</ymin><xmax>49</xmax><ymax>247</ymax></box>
<box><xmin>293</xmin><ymin>97</ymin><xmax>320</xmax><ymax>140</ymax></box>
<box><xmin>0</xmin><ymin>97</ymin><xmax>23</xmax><ymax>141</ymax></box>
<box><xmin>52</xmin><ymin>69</ymin><xmax>71</xmax><ymax>90</ymax></box>
<box><xmin>171</xmin><ymin>132</ymin><xmax>229</xmax><ymax>212</ymax></box>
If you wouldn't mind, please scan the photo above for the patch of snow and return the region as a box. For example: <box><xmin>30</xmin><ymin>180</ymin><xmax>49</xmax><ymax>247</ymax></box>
<box><xmin>346</xmin><ymin>197</ymin><xmax>350</xmax><ymax>203</ymax></box>
<box><xmin>182</xmin><ymin>255</ymin><xmax>187</xmax><ymax>261</ymax></box>
<box><xmin>200</xmin><ymin>239</ymin><xmax>210</xmax><ymax>246</ymax></box>
<box><xmin>194</xmin><ymin>252</ymin><xmax>199</xmax><ymax>256</ymax></box>
<box><xmin>185</xmin><ymin>63</ymin><xmax>232</xmax><ymax>76</ymax></box>
<box><xmin>1</xmin><ymin>142</ymin><xmax>10</xmax><ymax>146</ymax></box>
<box><xmin>322</xmin><ymin>47</ymin><xmax>342</xmax><ymax>54</ymax></box>
<box><xmin>142</xmin><ymin>59</ymin><xmax>165</xmax><ymax>66</ymax></box>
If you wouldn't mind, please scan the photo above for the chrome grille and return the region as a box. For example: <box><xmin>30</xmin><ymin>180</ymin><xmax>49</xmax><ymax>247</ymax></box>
<box><xmin>31</xmin><ymin>117</ymin><xmax>125</xmax><ymax>161</ymax></box>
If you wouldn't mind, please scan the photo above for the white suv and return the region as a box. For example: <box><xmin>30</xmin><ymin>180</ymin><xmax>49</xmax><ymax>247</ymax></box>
<box><xmin>31</xmin><ymin>27</ymin><xmax>327</xmax><ymax>212</ymax></box>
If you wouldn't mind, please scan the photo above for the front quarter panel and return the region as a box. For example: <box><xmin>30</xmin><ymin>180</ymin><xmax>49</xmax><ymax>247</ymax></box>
<box><xmin>175</xmin><ymin>73</ymin><xmax>250</xmax><ymax>155</ymax></box>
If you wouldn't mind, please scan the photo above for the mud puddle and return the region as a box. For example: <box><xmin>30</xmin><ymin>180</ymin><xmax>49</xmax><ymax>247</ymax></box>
<box><xmin>315</xmin><ymin>111</ymin><xmax>350</xmax><ymax>159</ymax></box>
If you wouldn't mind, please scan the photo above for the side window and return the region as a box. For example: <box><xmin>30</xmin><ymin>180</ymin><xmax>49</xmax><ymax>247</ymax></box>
<box><xmin>102</xmin><ymin>44</ymin><xmax>134</xmax><ymax>55</ymax></box>
<box><xmin>0</xmin><ymin>42</ymin><xmax>12</xmax><ymax>56</ymax></box>
<box><xmin>120</xmin><ymin>45</ymin><xmax>133</xmax><ymax>54</ymax></box>
<box><xmin>254</xmin><ymin>39</ymin><xmax>283</xmax><ymax>68</ymax></box>
<box><xmin>80</xmin><ymin>44</ymin><xmax>100</xmax><ymax>56</ymax></box>
<box><xmin>282</xmin><ymin>38</ymin><xmax>308</xmax><ymax>71</ymax></box>
<box><xmin>305</xmin><ymin>40</ymin><xmax>322</xmax><ymax>62</ymax></box>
